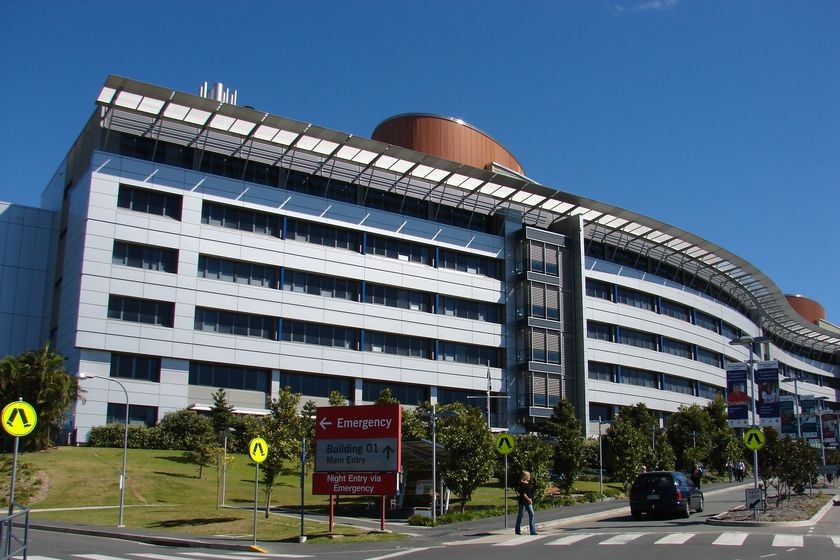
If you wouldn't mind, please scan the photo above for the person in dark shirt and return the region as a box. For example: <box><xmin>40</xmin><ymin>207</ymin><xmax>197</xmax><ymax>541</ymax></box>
<box><xmin>515</xmin><ymin>470</ymin><xmax>537</xmax><ymax>535</ymax></box>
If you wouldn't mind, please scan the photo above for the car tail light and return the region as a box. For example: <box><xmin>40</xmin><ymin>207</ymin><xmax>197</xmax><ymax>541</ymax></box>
<box><xmin>675</xmin><ymin>489</ymin><xmax>684</xmax><ymax>501</ymax></box>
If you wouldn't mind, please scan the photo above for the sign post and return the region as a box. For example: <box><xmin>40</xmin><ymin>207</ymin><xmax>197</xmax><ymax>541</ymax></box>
<box><xmin>494</xmin><ymin>433</ymin><xmax>515</xmax><ymax>528</ymax></box>
<box><xmin>248</xmin><ymin>437</ymin><xmax>268</xmax><ymax>547</ymax></box>
<box><xmin>2</xmin><ymin>400</ymin><xmax>37</xmax><ymax>515</ymax></box>
<box><xmin>314</xmin><ymin>405</ymin><xmax>401</xmax><ymax>531</ymax></box>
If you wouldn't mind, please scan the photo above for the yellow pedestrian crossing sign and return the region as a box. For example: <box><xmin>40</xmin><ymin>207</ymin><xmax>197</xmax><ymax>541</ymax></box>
<box><xmin>249</xmin><ymin>437</ymin><xmax>269</xmax><ymax>463</ymax></box>
<box><xmin>2</xmin><ymin>401</ymin><xmax>37</xmax><ymax>437</ymax></box>
<box><xmin>495</xmin><ymin>433</ymin><xmax>515</xmax><ymax>455</ymax></box>
<box><xmin>744</xmin><ymin>428</ymin><xmax>765</xmax><ymax>451</ymax></box>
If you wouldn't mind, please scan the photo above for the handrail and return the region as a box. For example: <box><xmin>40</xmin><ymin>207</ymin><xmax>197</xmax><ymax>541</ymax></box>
<box><xmin>1</xmin><ymin>502</ymin><xmax>30</xmax><ymax>560</ymax></box>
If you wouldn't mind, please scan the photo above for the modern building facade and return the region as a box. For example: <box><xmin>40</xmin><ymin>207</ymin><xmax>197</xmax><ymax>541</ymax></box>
<box><xmin>1</xmin><ymin>75</ymin><xmax>838</xmax><ymax>443</ymax></box>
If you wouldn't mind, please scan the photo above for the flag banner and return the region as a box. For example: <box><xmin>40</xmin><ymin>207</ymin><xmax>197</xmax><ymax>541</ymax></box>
<box><xmin>756</xmin><ymin>361</ymin><xmax>780</xmax><ymax>429</ymax></box>
<box><xmin>726</xmin><ymin>362</ymin><xmax>750</xmax><ymax>427</ymax></box>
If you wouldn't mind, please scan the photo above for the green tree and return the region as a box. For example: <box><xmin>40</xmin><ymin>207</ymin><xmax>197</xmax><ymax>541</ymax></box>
<box><xmin>209</xmin><ymin>388</ymin><xmax>236</xmax><ymax>436</ymax></box>
<box><xmin>506</xmin><ymin>435</ymin><xmax>554</xmax><ymax>504</ymax></box>
<box><xmin>183</xmin><ymin>443</ymin><xmax>222</xmax><ymax>479</ymax></box>
<box><xmin>260</xmin><ymin>387</ymin><xmax>304</xmax><ymax>516</ymax></box>
<box><xmin>157</xmin><ymin>409</ymin><xmax>216</xmax><ymax>450</ymax></box>
<box><xmin>328</xmin><ymin>390</ymin><xmax>347</xmax><ymax>406</ymax></box>
<box><xmin>438</xmin><ymin>403</ymin><xmax>495</xmax><ymax>512</ymax></box>
<box><xmin>665</xmin><ymin>404</ymin><xmax>713</xmax><ymax>471</ymax></box>
<box><xmin>541</xmin><ymin>399</ymin><xmax>585</xmax><ymax>493</ymax></box>
<box><xmin>705</xmin><ymin>396</ymin><xmax>739</xmax><ymax>473</ymax></box>
<box><xmin>603</xmin><ymin>418</ymin><xmax>647</xmax><ymax>490</ymax></box>
<box><xmin>0</xmin><ymin>343</ymin><xmax>80</xmax><ymax>451</ymax></box>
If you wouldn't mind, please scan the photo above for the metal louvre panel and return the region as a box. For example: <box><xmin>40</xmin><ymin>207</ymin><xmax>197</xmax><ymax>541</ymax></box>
<box><xmin>547</xmin><ymin>374</ymin><xmax>562</xmax><ymax>399</ymax></box>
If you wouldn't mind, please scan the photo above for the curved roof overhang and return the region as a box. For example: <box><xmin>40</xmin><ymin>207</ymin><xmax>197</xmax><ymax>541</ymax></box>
<box><xmin>93</xmin><ymin>75</ymin><xmax>840</xmax><ymax>358</ymax></box>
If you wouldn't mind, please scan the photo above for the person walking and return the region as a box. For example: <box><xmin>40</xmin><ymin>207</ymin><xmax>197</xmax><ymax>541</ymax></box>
<box><xmin>515</xmin><ymin>470</ymin><xmax>537</xmax><ymax>535</ymax></box>
<box><xmin>735</xmin><ymin>460</ymin><xmax>746</xmax><ymax>482</ymax></box>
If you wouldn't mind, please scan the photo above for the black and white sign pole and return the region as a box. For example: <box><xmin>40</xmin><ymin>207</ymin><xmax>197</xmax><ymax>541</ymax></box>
<box><xmin>300</xmin><ymin>437</ymin><xmax>306</xmax><ymax>543</ymax></box>
<box><xmin>253</xmin><ymin>458</ymin><xmax>259</xmax><ymax>546</ymax></box>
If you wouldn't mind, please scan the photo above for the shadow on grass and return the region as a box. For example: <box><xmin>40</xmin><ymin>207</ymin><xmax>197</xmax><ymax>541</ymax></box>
<box><xmin>149</xmin><ymin>517</ymin><xmax>240</xmax><ymax>528</ymax></box>
<box><xmin>152</xmin><ymin>471</ymin><xmax>197</xmax><ymax>478</ymax></box>
<box><xmin>155</xmin><ymin>456</ymin><xmax>193</xmax><ymax>464</ymax></box>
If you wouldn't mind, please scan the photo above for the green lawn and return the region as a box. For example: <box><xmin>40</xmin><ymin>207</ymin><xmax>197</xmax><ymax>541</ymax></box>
<box><xmin>5</xmin><ymin>447</ymin><xmax>624</xmax><ymax>541</ymax></box>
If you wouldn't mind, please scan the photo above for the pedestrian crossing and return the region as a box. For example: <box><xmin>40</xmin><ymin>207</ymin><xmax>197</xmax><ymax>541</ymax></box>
<box><xmin>22</xmin><ymin>552</ymin><xmax>312</xmax><ymax>560</ymax></box>
<box><xmin>447</xmin><ymin>530</ymin><xmax>840</xmax><ymax>548</ymax></box>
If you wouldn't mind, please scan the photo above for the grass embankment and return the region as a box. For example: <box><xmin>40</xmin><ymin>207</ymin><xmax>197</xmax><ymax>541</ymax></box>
<box><xmin>8</xmin><ymin>447</ymin><xmax>395</xmax><ymax>543</ymax></box>
<box><xmin>5</xmin><ymin>447</ymin><xmax>625</xmax><ymax>541</ymax></box>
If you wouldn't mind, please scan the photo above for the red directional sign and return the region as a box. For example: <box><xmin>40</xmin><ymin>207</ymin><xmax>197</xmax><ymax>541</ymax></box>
<box><xmin>312</xmin><ymin>471</ymin><xmax>399</xmax><ymax>496</ymax></box>
<box><xmin>316</xmin><ymin>405</ymin><xmax>401</xmax><ymax>439</ymax></box>
<box><xmin>315</xmin><ymin>404</ymin><xmax>402</xmax><ymax>474</ymax></box>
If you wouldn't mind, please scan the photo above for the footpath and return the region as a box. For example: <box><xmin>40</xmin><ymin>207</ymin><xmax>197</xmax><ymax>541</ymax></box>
<box><xmin>24</xmin><ymin>480</ymin><xmax>834</xmax><ymax>553</ymax></box>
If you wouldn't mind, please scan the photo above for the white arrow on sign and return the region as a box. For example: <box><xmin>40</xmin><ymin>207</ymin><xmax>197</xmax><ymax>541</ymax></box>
<box><xmin>319</xmin><ymin>417</ymin><xmax>333</xmax><ymax>430</ymax></box>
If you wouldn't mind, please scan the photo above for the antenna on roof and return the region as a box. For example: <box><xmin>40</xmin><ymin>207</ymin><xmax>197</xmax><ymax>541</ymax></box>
<box><xmin>199</xmin><ymin>81</ymin><xmax>237</xmax><ymax>105</ymax></box>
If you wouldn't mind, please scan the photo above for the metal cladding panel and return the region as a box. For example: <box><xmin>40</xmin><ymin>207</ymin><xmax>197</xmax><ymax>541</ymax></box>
<box><xmin>372</xmin><ymin>114</ymin><xmax>523</xmax><ymax>175</ymax></box>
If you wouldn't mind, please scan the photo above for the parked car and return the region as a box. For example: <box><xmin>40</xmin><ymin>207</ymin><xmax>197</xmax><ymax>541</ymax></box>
<box><xmin>629</xmin><ymin>470</ymin><xmax>704</xmax><ymax>519</ymax></box>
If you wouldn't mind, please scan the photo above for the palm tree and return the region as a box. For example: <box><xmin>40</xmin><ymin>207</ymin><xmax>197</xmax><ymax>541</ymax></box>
<box><xmin>0</xmin><ymin>343</ymin><xmax>80</xmax><ymax>451</ymax></box>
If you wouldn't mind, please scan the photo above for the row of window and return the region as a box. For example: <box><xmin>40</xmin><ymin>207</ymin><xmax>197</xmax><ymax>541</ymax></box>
<box><xmin>108</xmin><ymin>291</ymin><xmax>502</xmax><ymax>366</ymax></box>
<box><xmin>586</xmin><ymin>278</ymin><xmax>742</xmax><ymax>339</ymax></box>
<box><xmin>587</xmin><ymin>321</ymin><xmax>725</xmax><ymax>368</ymax></box>
<box><xmin>588</xmin><ymin>361</ymin><xmax>722</xmax><ymax>399</ymax></box>
<box><xmin>108</xmin><ymin>245</ymin><xmax>503</xmax><ymax>322</ymax></box>
<box><xmin>118</xmin><ymin>184</ymin><xmax>503</xmax><ymax>280</ymax></box>
<box><xmin>107</xmin><ymin>352</ymin><xmax>485</xmax><ymax>409</ymax></box>
<box><xmin>116</xmin><ymin>133</ymin><xmax>500</xmax><ymax>235</ymax></box>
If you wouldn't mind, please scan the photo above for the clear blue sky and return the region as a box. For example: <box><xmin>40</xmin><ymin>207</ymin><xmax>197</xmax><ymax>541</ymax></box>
<box><xmin>1</xmin><ymin>1</ymin><xmax>837</xmax><ymax>322</ymax></box>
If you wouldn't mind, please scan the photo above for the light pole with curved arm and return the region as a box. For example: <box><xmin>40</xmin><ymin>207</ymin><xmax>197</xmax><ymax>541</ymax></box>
<box><xmin>79</xmin><ymin>373</ymin><xmax>128</xmax><ymax>527</ymax></box>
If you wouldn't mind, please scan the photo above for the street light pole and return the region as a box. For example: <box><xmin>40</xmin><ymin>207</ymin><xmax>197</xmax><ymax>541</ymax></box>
<box><xmin>729</xmin><ymin>335</ymin><xmax>768</xmax><ymax>491</ymax></box>
<box><xmin>427</xmin><ymin>404</ymin><xmax>458</xmax><ymax>524</ymax></box>
<box><xmin>221</xmin><ymin>427</ymin><xmax>235</xmax><ymax>506</ymax></box>
<box><xmin>79</xmin><ymin>373</ymin><xmax>129</xmax><ymax>527</ymax></box>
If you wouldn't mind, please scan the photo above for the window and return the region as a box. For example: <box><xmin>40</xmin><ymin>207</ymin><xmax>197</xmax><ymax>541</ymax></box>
<box><xmin>661</xmin><ymin>299</ymin><xmax>691</xmax><ymax>322</ymax></box>
<box><xmin>527</xmin><ymin>328</ymin><xmax>561</xmax><ymax>364</ymax></box>
<box><xmin>695</xmin><ymin>311</ymin><xmax>720</xmax><ymax>334</ymax></box>
<box><xmin>698</xmin><ymin>382</ymin><xmax>723</xmax><ymax>400</ymax></box>
<box><xmin>618</xmin><ymin>328</ymin><xmax>657</xmax><ymax>351</ymax></box>
<box><xmin>664</xmin><ymin>375</ymin><xmax>694</xmax><ymax>395</ymax></box>
<box><xmin>586</xmin><ymin>279</ymin><xmax>613</xmax><ymax>301</ymax></box>
<box><xmin>199</xmin><ymin>255</ymin><xmax>278</xmax><ymax>288</ymax></box>
<box><xmin>439</xmin><ymin>249</ymin><xmax>501</xmax><ymax>279</ymax></box>
<box><xmin>278</xmin><ymin>371</ymin><xmax>352</xmax><ymax>400</ymax></box>
<box><xmin>189</xmin><ymin>361</ymin><xmax>270</xmax><ymax>392</ymax></box>
<box><xmin>362</xmin><ymin>380</ymin><xmax>428</xmax><ymax>405</ymax></box>
<box><xmin>438</xmin><ymin>296</ymin><xmax>501</xmax><ymax>323</ymax></box>
<box><xmin>588</xmin><ymin>362</ymin><xmax>615</xmax><ymax>382</ymax></box>
<box><xmin>437</xmin><ymin>341</ymin><xmax>500</xmax><ymax>367</ymax></box>
<box><xmin>696</xmin><ymin>347</ymin><xmax>722</xmax><ymax>368</ymax></box>
<box><xmin>531</xmin><ymin>283</ymin><xmax>546</xmax><ymax>317</ymax></box>
<box><xmin>281</xmin><ymin>319</ymin><xmax>358</xmax><ymax>349</ymax></box>
<box><xmin>438</xmin><ymin>388</ymin><xmax>483</xmax><ymax>406</ymax></box>
<box><xmin>113</xmin><ymin>241</ymin><xmax>178</xmax><ymax>273</ymax></box>
<box><xmin>110</xmin><ymin>353</ymin><xmax>160</xmax><ymax>382</ymax></box>
<box><xmin>194</xmin><ymin>307</ymin><xmax>277</xmax><ymax>340</ymax></box>
<box><xmin>201</xmin><ymin>202</ymin><xmax>281</xmax><ymax>237</ymax></box>
<box><xmin>721</xmin><ymin>322</ymin><xmax>741</xmax><ymax>342</ymax></box>
<box><xmin>662</xmin><ymin>337</ymin><xmax>692</xmax><ymax>360</ymax></box>
<box><xmin>287</xmin><ymin>218</ymin><xmax>359</xmax><ymax>251</ymax></box>
<box><xmin>617</xmin><ymin>287</ymin><xmax>656</xmax><ymax>312</ymax></box>
<box><xmin>117</xmin><ymin>185</ymin><xmax>182</xmax><ymax>220</ymax></box>
<box><xmin>106</xmin><ymin>402</ymin><xmax>158</xmax><ymax>427</ymax></box>
<box><xmin>363</xmin><ymin>331</ymin><xmax>431</xmax><ymax>359</ymax></box>
<box><xmin>108</xmin><ymin>295</ymin><xmax>174</xmax><ymax>327</ymax></box>
<box><xmin>365</xmin><ymin>284</ymin><xmax>430</xmax><ymax>312</ymax></box>
<box><xmin>366</xmin><ymin>235</ymin><xmax>430</xmax><ymax>264</ymax></box>
<box><xmin>587</xmin><ymin>321</ymin><xmax>614</xmax><ymax>342</ymax></box>
<box><xmin>282</xmin><ymin>269</ymin><xmax>358</xmax><ymax>300</ymax></box>
<box><xmin>621</xmin><ymin>366</ymin><xmax>658</xmax><ymax>389</ymax></box>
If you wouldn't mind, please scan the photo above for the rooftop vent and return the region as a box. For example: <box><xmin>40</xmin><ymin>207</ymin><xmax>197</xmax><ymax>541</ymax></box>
<box><xmin>199</xmin><ymin>81</ymin><xmax>237</xmax><ymax>105</ymax></box>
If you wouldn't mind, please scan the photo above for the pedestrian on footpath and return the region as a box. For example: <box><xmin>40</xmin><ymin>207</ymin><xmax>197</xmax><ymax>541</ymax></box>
<box><xmin>515</xmin><ymin>470</ymin><xmax>537</xmax><ymax>535</ymax></box>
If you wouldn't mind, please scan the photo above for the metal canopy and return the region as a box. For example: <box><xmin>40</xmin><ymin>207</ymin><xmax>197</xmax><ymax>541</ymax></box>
<box><xmin>93</xmin><ymin>75</ymin><xmax>840</xmax><ymax>358</ymax></box>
